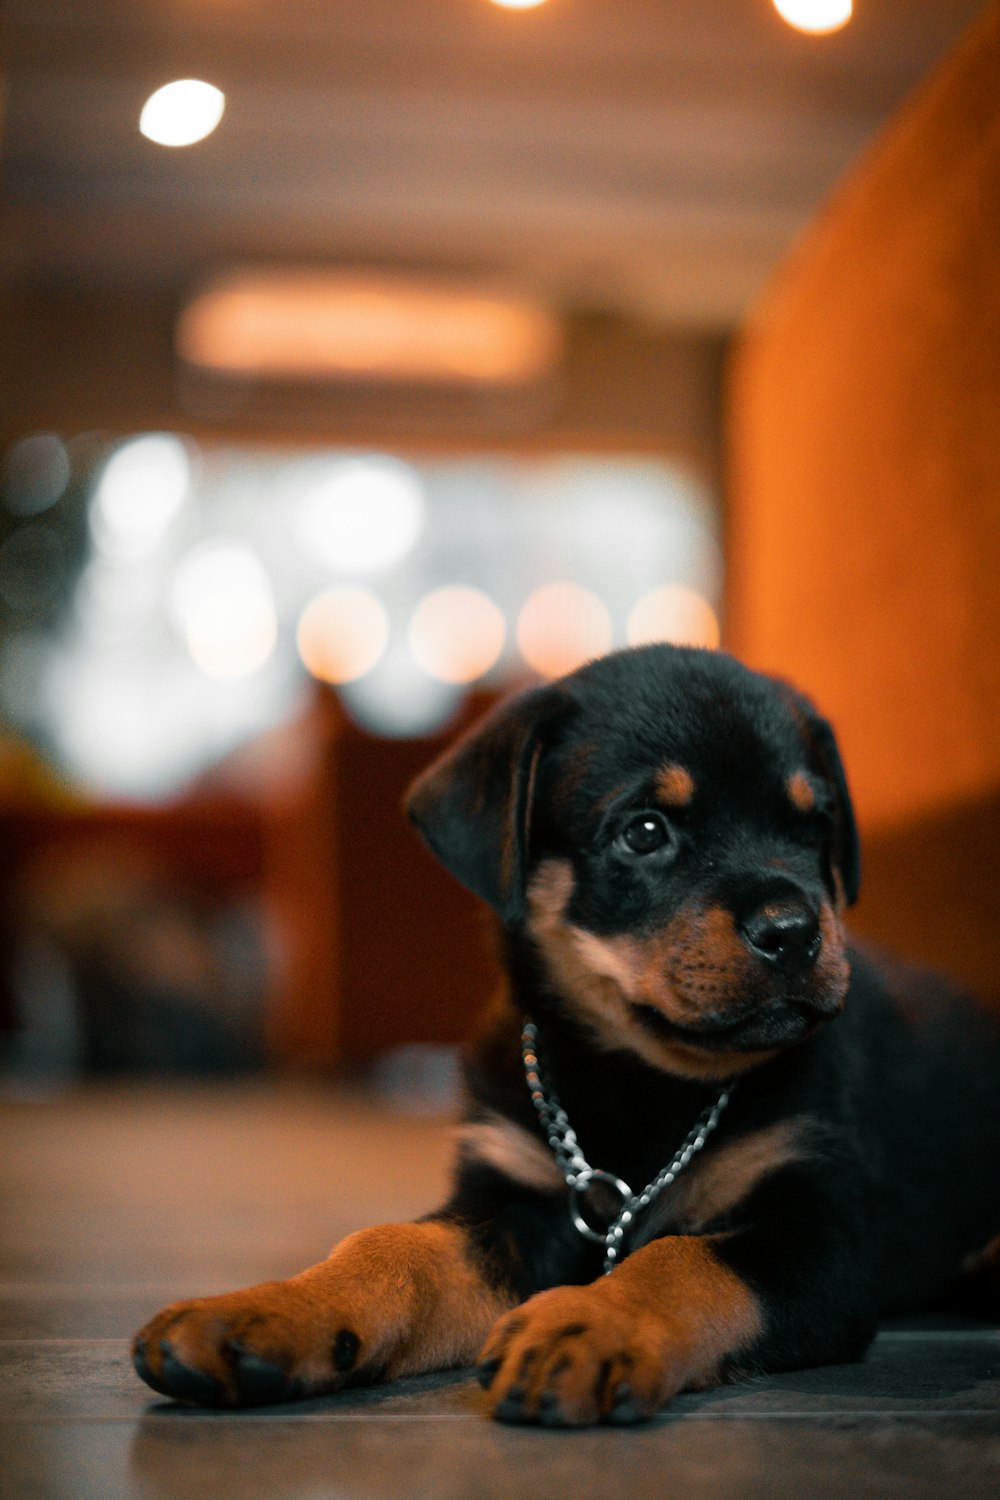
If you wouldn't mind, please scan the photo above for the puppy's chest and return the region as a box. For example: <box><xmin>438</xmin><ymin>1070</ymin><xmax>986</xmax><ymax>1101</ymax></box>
<box><xmin>466</xmin><ymin>1104</ymin><xmax>807</xmax><ymax>1241</ymax></box>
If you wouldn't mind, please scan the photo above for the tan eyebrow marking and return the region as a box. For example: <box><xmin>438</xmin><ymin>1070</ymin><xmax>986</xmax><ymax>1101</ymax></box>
<box><xmin>787</xmin><ymin>771</ymin><xmax>816</xmax><ymax>813</ymax></box>
<box><xmin>655</xmin><ymin>764</ymin><xmax>696</xmax><ymax>807</ymax></box>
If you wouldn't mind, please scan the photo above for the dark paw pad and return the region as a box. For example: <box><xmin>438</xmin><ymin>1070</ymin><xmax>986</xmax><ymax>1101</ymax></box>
<box><xmin>333</xmin><ymin>1328</ymin><xmax>361</xmax><ymax>1373</ymax></box>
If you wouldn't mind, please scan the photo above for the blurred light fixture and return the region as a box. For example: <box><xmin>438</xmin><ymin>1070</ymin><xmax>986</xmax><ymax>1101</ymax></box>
<box><xmin>92</xmin><ymin>434</ymin><xmax>191</xmax><ymax>557</ymax></box>
<box><xmin>627</xmin><ymin>585</ymin><xmax>720</xmax><ymax>651</ymax></box>
<box><xmin>772</xmin><ymin>0</ymin><xmax>852</xmax><ymax>35</ymax></box>
<box><xmin>296</xmin><ymin>587</ymin><xmax>390</xmax><ymax>684</ymax></box>
<box><xmin>177</xmin><ymin>270</ymin><xmax>563</xmax><ymax>386</ymax></box>
<box><xmin>517</xmin><ymin>582</ymin><xmax>613</xmax><ymax>679</ymax></box>
<box><xmin>488</xmin><ymin>0</ymin><xmax>550</xmax><ymax>9</ymax></box>
<box><xmin>339</xmin><ymin>645</ymin><xmax>460</xmax><ymax>739</ymax></box>
<box><xmin>169</xmin><ymin>541</ymin><xmax>277</xmax><ymax>681</ymax></box>
<box><xmin>409</xmin><ymin>586</ymin><xmax>506</xmax><ymax>684</ymax></box>
<box><xmin>139</xmin><ymin>80</ymin><xmax>225</xmax><ymax>147</ymax></box>
<box><xmin>295</xmin><ymin>459</ymin><xmax>425</xmax><ymax>574</ymax></box>
<box><xmin>2</xmin><ymin>434</ymin><xmax>71</xmax><ymax>517</ymax></box>
<box><xmin>75</xmin><ymin>560</ymin><xmax>160</xmax><ymax>646</ymax></box>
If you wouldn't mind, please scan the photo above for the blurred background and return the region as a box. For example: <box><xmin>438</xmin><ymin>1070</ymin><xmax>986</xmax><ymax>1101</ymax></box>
<box><xmin>1</xmin><ymin>0</ymin><xmax>997</xmax><ymax>1101</ymax></box>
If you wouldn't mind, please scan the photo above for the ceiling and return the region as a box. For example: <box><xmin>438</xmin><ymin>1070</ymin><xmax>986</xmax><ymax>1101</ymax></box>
<box><xmin>0</xmin><ymin>0</ymin><xmax>985</xmax><ymax>332</ymax></box>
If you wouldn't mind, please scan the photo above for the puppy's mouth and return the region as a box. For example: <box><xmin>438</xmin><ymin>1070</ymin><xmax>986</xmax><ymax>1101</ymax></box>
<box><xmin>629</xmin><ymin>996</ymin><xmax>831</xmax><ymax>1053</ymax></box>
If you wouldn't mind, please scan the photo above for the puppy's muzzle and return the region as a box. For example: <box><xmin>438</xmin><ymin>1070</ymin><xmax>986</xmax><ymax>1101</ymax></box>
<box><xmin>739</xmin><ymin>900</ymin><xmax>821</xmax><ymax>976</ymax></box>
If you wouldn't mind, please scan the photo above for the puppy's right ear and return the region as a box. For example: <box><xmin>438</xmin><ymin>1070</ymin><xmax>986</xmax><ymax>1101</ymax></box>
<box><xmin>405</xmin><ymin>684</ymin><xmax>571</xmax><ymax>924</ymax></box>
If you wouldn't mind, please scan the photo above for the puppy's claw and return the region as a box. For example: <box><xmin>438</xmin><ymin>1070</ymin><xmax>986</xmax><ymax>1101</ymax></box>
<box><xmin>228</xmin><ymin>1343</ymin><xmax>297</xmax><ymax>1405</ymax></box>
<box><xmin>158</xmin><ymin>1342</ymin><xmax>224</xmax><ymax>1406</ymax></box>
<box><xmin>492</xmin><ymin>1383</ymin><xmax>528</xmax><ymax>1423</ymax></box>
<box><xmin>607</xmin><ymin>1381</ymin><xmax>645</xmax><ymax>1425</ymax></box>
<box><xmin>131</xmin><ymin>1338</ymin><xmax>167</xmax><ymax>1398</ymax></box>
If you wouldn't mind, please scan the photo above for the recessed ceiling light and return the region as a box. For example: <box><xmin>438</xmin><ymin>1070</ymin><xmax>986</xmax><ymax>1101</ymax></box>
<box><xmin>772</xmin><ymin>0</ymin><xmax>852</xmax><ymax>35</ymax></box>
<box><xmin>139</xmin><ymin>80</ymin><xmax>225</xmax><ymax>148</ymax></box>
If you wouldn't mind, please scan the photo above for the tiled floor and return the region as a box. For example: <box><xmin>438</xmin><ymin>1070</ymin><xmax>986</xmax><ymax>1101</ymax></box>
<box><xmin>3</xmin><ymin>1083</ymin><xmax>1000</xmax><ymax>1500</ymax></box>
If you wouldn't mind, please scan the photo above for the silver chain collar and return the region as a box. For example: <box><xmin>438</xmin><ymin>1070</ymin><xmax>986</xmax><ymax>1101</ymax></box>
<box><xmin>521</xmin><ymin>1020</ymin><xmax>732</xmax><ymax>1274</ymax></box>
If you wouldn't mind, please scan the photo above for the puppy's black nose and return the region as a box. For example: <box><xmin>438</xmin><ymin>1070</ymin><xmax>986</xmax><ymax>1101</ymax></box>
<box><xmin>740</xmin><ymin>903</ymin><xmax>821</xmax><ymax>972</ymax></box>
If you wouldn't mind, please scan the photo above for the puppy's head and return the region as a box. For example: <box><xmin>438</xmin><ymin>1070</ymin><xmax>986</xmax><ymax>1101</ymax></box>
<box><xmin>407</xmin><ymin>645</ymin><xmax>859</xmax><ymax>1080</ymax></box>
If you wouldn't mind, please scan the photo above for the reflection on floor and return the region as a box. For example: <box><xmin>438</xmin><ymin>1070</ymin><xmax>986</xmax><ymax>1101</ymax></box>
<box><xmin>3</xmin><ymin>1083</ymin><xmax>999</xmax><ymax>1499</ymax></box>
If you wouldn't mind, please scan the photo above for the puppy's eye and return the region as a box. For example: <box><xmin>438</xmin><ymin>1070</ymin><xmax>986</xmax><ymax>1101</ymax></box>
<box><xmin>618</xmin><ymin>812</ymin><xmax>671</xmax><ymax>856</ymax></box>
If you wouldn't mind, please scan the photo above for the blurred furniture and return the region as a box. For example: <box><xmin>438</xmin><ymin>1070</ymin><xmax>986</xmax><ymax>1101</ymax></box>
<box><xmin>727</xmin><ymin>7</ymin><xmax>1000</xmax><ymax>1004</ymax></box>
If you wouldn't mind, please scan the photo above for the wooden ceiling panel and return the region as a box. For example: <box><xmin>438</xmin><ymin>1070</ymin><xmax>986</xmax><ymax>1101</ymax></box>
<box><xmin>0</xmin><ymin>0</ymin><xmax>984</xmax><ymax>328</ymax></box>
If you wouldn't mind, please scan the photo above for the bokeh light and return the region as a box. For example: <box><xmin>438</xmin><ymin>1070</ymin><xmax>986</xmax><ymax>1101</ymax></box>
<box><xmin>2</xmin><ymin>433</ymin><xmax>71</xmax><ymax>516</ymax></box>
<box><xmin>627</xmin><ymin>584</ymin><xmax>720</xmax><ymax>650</ymax></box>
<box><xmin>295</xmin><ymin>459</ymin><xmax>425</xmax><ymax>574</ymax></box>
<box><xmin>139</xmin><ymin>80</ymin><xmax>225</xmax><ymax>147</ymax></box>
<box><xmin>408</xmin><ymin>586</ymin><xmax>506</xmax><ymax>684</ymax></box>
<box><xmin>93</xmin><ymin>434</ymin><xmax>191</xmax><ymax>557</ymax></box>
<box><xmin>516</xmin><ymin>581</ymin><xmax>613</xmax><ymax>678</ymax></box>
<box><xmin>296</xmin><ymin>586</ymin><xmax>390</xmax><ymax>684</ymax></box>
<box><xmin>169</xmin><ymin>541</ymin><xmax>277</xmax><ymax>680</ymax></box>
<box><xmin>339</xmin><ymin>644</ymin><xmax>460</xmax><ymax>738</ymax></box>
<box><xmin>489</xmin><ymin>0</ymin><xmax>551</xmax><ymax>10</ymax></box>
<box><xmin>772</xmin><ymin>0</ymin><xmax>852</xmax><ymax>36</ymax></box>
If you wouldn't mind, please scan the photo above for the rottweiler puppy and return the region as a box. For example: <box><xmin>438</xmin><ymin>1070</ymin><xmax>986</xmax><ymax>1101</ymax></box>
<box><xmin>133</xmin><ymin>644</ymin><xmax>1000</xmax><ymax>1425</ymax></box>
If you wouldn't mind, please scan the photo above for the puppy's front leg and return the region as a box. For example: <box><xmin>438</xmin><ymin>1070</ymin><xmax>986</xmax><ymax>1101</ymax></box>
<box><xmin>478</xmin><ymin>1164</ymin><xmax>877</xmax><ymax>1426</ymax></box>
<box><xmin>477</xmin><ymin>1235</ymin><xmax>758</xmax><ymax>1425</ymax></box>
<box><xmin>133</xmin><ymin>1219</ymin><xmax>514</xmax><ymax>1406</ymax></box>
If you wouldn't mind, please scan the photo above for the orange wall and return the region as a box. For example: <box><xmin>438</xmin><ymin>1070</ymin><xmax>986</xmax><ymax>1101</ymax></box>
<box><xmin>727</xmin><ymin>5</ymin><xmax>1000</xmax><ymax>999</ymax></box>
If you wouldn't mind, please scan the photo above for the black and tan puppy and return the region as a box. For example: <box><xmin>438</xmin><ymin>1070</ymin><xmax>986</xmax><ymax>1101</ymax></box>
<box><xmin>133</xmin><ymin>644</ymin><xmax>1000</xmax><ymax>1424</ymax></box>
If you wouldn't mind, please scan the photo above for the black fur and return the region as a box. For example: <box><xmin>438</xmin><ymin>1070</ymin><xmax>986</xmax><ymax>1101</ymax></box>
<box><xmin>408</xmin><ymin>644</ymin><xmax>1000</xmax><ymax>1388</ymax></box>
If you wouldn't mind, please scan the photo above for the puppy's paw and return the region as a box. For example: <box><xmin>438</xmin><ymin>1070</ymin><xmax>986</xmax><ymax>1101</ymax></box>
<box><xmin>476</xmin><ymin>1285</ymin><xmax>683</xmax><ymax>1427</ymax></box>
<box><xmin>132</xmin><ymin>1284</ymin><xmax>368</xmax><ymax>1407</ymax></box>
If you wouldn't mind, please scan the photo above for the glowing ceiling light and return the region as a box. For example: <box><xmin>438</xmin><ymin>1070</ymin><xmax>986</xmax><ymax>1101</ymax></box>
<box><xmin>176</xmin><ymin>270</ymin><xmax>562</xmax><ymax>386</ymax></box>
<box><xmin>295</xmin><ymin>458</ymin><xmax>425</xmax><ymax>574</ymax></box>
<box><xmin>296</xmin><ymin>587</ymin><xmax>390</xmax><ymax>685</ymax></box>
<box><xmin>409</xmin><ymin>586</ymin><xmax>506</xmax><ymax>684</ymax></box>
<box><xmin>169</xmin><ymin>541</ymin><xmax>277</xmax><ymax>681</ymax></box>
<box><xmin>139</xmin><ymin>80</ymin><xmax>225</xmax><ymax>147</ymax></box>
<box><xmin>93</xmin><ymin>434</ymin><xmax>191</xmax><ymax>556</ymax></box>
<box><xmin>516</xmin><ymin>582</ymin><xmax>613</xmax><ymax>679</ymax></box>
<box><xmin>489</xmin><ymin>0</ymin><xmax>550</xmax><ymax>9</ymax></box>
<box><xmin>627</xmin><ymin>585</ymin><xmax>720</xmax><ymax>651</ymax></box>
<box><xmin>772</xmin><ymin>0</ymin><xmax>852</xmax><ymax>35</ymax></box>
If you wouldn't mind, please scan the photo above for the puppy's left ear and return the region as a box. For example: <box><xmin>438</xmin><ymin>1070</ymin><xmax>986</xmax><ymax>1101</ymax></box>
<box><xmin>780</xmin><ymin>686</ymin><xmax>861</xmax><ymax>906</ymax></box>
<box><xmin>405</xmin><ymin>683</ymin><xmax>572</xmax><ymax>923</ymax></box>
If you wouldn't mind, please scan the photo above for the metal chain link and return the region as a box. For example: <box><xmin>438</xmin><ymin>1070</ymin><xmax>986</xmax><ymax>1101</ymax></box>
<box><xmin>521</xmin><ymin>1019</ymin><xmax>732</xmax><ymax>1275</ymax></box>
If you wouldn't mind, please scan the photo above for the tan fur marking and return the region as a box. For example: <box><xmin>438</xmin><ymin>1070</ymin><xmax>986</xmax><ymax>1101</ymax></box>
<box><xmin>787</xmin><ymin>771</ymin><xmax>816</xmax><ymax>813</ymax></box>
<box><xmin>673</xmin><ymin>1119</ymin><xmax>809</xmax><ymax>1232</ymax></box>
<box><xmin>656</xmin><ymin>764</ymin><xmax>696</xmax><ymax>807</ymax></box>
<box><xmin>311</xmin><ymin>1220</ymin><xmax>512</xmax><ymax>1378</ymax></box>
<box><xmin>478</xmin><ymin>1233</ymin><xmax>763</xmax><ymax>1421</ymax></box>
<box><xmin>456</xmin><ymin>1113</ymin><xmax>564</xmax><ymax>1194</ymax></box>
<box><xmin>133</xmin><ymin>1220</ymin><xmax>514</xmax><ymax>1403</ymax></box>
<box><xmin>612</xmin><ymin>1235</ymin><xmax>763</xmax><ymax>1388</ymax></box>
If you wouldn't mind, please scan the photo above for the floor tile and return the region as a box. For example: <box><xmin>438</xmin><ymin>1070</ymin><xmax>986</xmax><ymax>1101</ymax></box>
<box><xmin>3</xmin><ymin>1083</ymin><xmax>999</xmax><ymax>1500</ymax></box>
